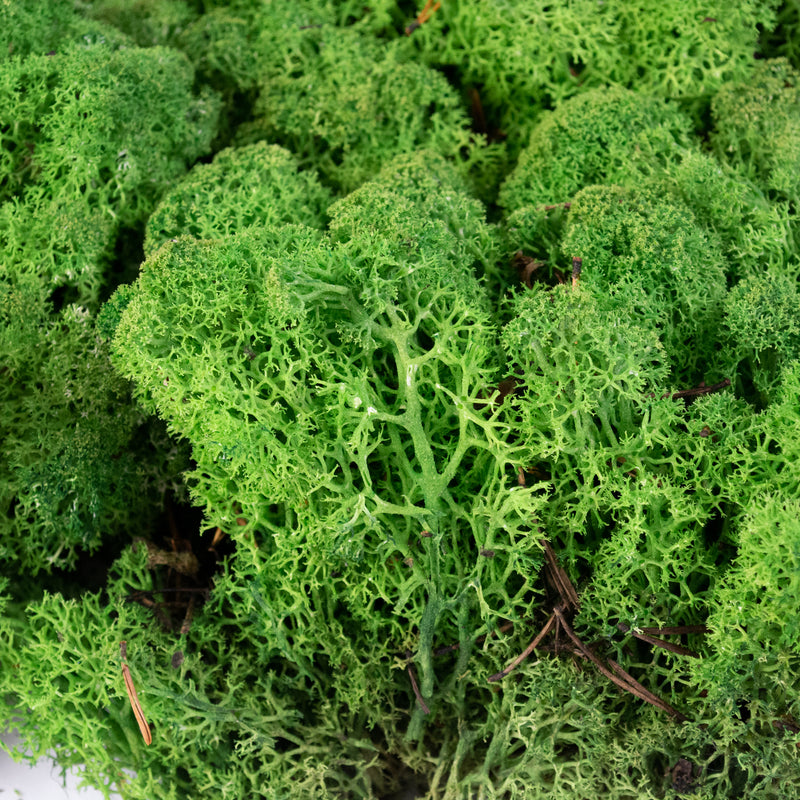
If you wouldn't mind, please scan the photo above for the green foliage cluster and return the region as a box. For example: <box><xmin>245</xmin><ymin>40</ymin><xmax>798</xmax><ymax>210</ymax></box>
<box><xmin>1</xmin><ymin>0</ymin><xmax>126</xmax><ymax>59</ymax></box>
<box><xmin>81</xmin><ymin>0</ymin><xmax>199</xmax><ymax>48</ymax></box>
<box><xmin>764</xmin><ymin>0</ymin><xmax>800</xmax><ymax>67</ymax></box>
<box><xmin>720</xmin><ymin>272</ymin><xmax>800</xmax><ymax>404</ymax></box>
<box><xmin>500</xmin><ymin>83</ymin><xmax>798</xmax><ymax>283</ymax></box>
<box><xmin>110</xmin><ymin>155</ymin><xmax>543</xmax><ymax>743</ymax></box>
<box><xmin>0</xmin><ymin>290</ymin><xmax>185</xmax><ymax>573</ymax></box>
<box><xmin>3</xmin><ymin>2</ymin><xmax>800</xmax><ymax>799</ymax></box>
<box><xmin>559</xmin><ymin>185</ymin><xmax>728</xmax><ymax>379</ymax></box>
<box><xmin>175</xmin><ymin>2</ymin><xmax>496</xmax><ymax>193</ymax></box>
<box><xmin>0</xmin><ymin>29</ymin><xmax>220</xmax><ymax>303</ymax></box>
<box><xmin>711</xmin><ymin>58</ymin><xmax>800</xmax><ymax>200</ymax></box>
<box><xmin>0</xmin><ymin>6</ymin><xmax>216</xmax><ymax>569</ymax></box>
<box><xmin>142</xmin><ymin>141</ymin><xmax>333</xmax><ymax>256</ymax></box>
<box><xmin>497</xmin><ymin>87</ymin><xmax>694</xmax><ymax>210</ymax></box>
<box><xmin>400</xmin><ymin>0</ymin><xmax>780</xmax><ymax>157</ymax></box>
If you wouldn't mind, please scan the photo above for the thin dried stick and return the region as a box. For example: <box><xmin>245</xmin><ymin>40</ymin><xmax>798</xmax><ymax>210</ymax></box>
<box><xmin>553</xmin><ymin>608</ymin><xmax>686</xmax><ymax>721</ymax></box>
<box><xmin>617</xmin><ymin>623</ymin><xmax>706</xmax><ymax>657</ymax></box>
<box><xmin>129</xmin><ymin>593</ymin><xmax>173</xmax><ymax>631</ymax></box>
<box><xmin>210</xmin><ymin>527</ymin><xmax>227</xmax><ymax>548</ymax></box>
<box><xmin>607</xmin><ymin>659</ymin><xmax>687</xmax><ymax>722</ymax></box>
<box><xmin>180</xmin><ymin>595</ymin><xmax>196</xmax><ymax>637</ymax></box>
<box><xmin>662</xmin><ymin>379</ymin><xmax>731</xmax><ymax>401</ymax></box>
<box><xmin>541</xmin><ymin>540</ymin><xmax>580</xmax><ymax>611</ymax></box>
<box><xmin>571</xmin><ymin>257</ymin><xmax>582</xmax><ymax>289</ymax></box>
<box><xmin>405</xmin><ymin>0</ymin><xmax>441</xmax><ymax>35</ymax></box>
<box><xmin>648</xmin><ymin>379</ymin><xmax>731</xmax><ymax>402</ymax></box>
<box><xmin>120</xmin><ymin>641</ymin><xmax>152</xmax><ymax>745</ymax></box>
<box><xmin>628</xmin><ymin>631</ymin><xmax>700</xmax><ymax>658</ymax></box>
<box><xmin>488</xmin><ymin>612</ymin><xmax>556</xmax><ymax>683</ymax></box>
<box><xmin>406</xmin><ymin>657</ymin><xmax>430</xmax><ymax>714</ymax></box>
<box><xmin>125</xmin><ymin>587</ymin><xmax>209</xmax><ymax>600</ymax></box>
<box><xmin>636</xmin><ymin>625</ymin><xmax>708</xmax><ymax>636</ymax></box>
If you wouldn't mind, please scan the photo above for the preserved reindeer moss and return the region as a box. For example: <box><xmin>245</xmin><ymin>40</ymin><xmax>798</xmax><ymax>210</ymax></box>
<box><xmin>244</xmin><ymin>25</ymin><xmax>496</xmax><ymax>194</ymax></box>
<box><xmin>500</xmin><ymin>87</ymin><xmax>798</xmax><ymax>285</ymax></box>
<box><xmin>0</xmin><ymin>279</ymin><xmax>188</xmax><ymax>573</ymax></box>
<box><xmin>143</xmin><ymin>142</ymin><xmax>332</xmax><ymax>257</ymax></box>
<box><xmin>4</xmin><ymin>3</ymin><xmax>800</xmax><ymax>799</ymax></box>
<box><xmin>503</xmin><ymin>183</ymin><xmax>729</xmax><ymax>384</ymax></box>
<box><xmin>400</xmin><ymin>0</ymin><xmax>779</xmax><ymax>156</ymax></box>
<box><xmin>0</xmin><ymin>37</ymin><xmax>220</xmax><ymax>307</ymax></box>
<box><xmin>179</xmin><ymin>5</ymin><xmax>499</xmax><ymax>195</ymax></box>
<box><xmin>0</xmin><ymin>41</ymin><xmax>220</xmax><ymax>227</ymax></box>
<box><xmin>501</xmin><ymin>283</ymin><xmax>674</xmax><ymax>557</ymax></box>
<box><xmin>712</xmin><ymin>58</ymin><xmax>800</xmax><ymax>199</ymax></box>
<box><xmin>0</xmin><ymin>26</ymin><xmax>216</xmax><ymax>576</ymax></box>
<box><xmin>498</xmin><ymin>87</ymin><xmax>694</xmax><ymax>211</ymax></box>
<box><xmin>698</xmin><ymin>493</ymin><xmax>800</xmax><ymax>702</ymax></box>
<box><xmin>101</xmin><ymin>157</ymin><xmax>557</xmax><ymax>793</ymax></box>
<box><xmin>0</xmin><ymin>0</ymin><xmax>130</xmax><ymax>59</ymax></box>
<box><xmin>560</xmin><ymin>185</ymin><xmax>728</xmax><ymax>381</ymax></box>
<box><xmin>721</xmin><ymin>271</ymin><xmax>800</xmax><ymax>404</ymax></box>
<box><xmin>80</xmin><ymin>0</ymin><xmax>200</xmax><ymax>48</ymax></box>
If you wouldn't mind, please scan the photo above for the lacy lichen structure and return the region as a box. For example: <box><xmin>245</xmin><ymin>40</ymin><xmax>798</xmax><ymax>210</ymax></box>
<box><xmin>2</xmin><ymin>2</ymin><xmax>800</xmax><ymax>798</ymax></box>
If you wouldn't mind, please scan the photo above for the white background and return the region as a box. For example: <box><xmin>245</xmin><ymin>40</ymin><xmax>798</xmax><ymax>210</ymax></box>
<box><xmin>0</xmin><ymin>728</ymin><xmax>116</xmax><ymax>800</ymax></box>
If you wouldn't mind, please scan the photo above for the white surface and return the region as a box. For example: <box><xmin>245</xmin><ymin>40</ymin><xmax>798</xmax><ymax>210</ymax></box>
<box><xmin>0</xmin><ymin>730</ymin><xmax>114</xmax><ymax>800</ymax></box>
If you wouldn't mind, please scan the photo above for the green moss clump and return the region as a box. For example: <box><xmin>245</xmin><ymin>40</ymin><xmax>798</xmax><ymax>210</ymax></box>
<box><xmin>699</xmin><ymin>493</ymin><xmax>800</xmax><ymax>702</ymax></box>
<box><xmin>247</xmin><ymin>26</ymin><xmax>494</xmax><ymax>193</ymax></box>
<box><xmin>105</xmin><ymin>157</ymin><xmax>549</xmax><ymax>788</ymax></box>
<box><xmin>562</xmin><ymin>185</ymin><xmax>728</xmax><ymax>379</ymax></box>
<box><xmin>0</xmin><ymin>39</ymin><xmax>220</xmax><ymax>306</ymax></box>
<box><xmin>401</xmin><ymin>0</ymin><xmax>778</xmax><ymax>156</ymax></box>
<box><xmin>503</xmin><ymin>183</ymin><xmax>729</xmax><ymax>383</ymax></box>
<box><xmin>80</xmin><ymin>0</ymin><xmax>199</xmax><ymax>48</ymax></box>
<box><xmin>0</xmin><ymin>26</ymin><xmax>219</xmax><ymax>571</ymax></box>
<box><xmin>144</xmin><ymin>141</ymin><xmax>332</xmax><ymax>257</ymax></box>
<box><xmin>180</xmin><ymin>6</ymin><xmax>498</xmax><ymax>194</ymax></box>
<box><xmin>498</xmin><ymin>87</ymin><xmax>694</xmax><ymax>210</ymax></box>
<box><xmin>0</xmin><ymin>41</ymin><xmax>220</xmax><ymax>226</ymax></box>
<box><xmin>6</xmin><ymin>4</ymin><xmax>800</xmax><ymax>799</ymax></box>
<box><xmin>500</xmin><ymin>86</ymin><xmax>798</xmax><ymax>285</ymax></box>
<box><xmin>712</xmin><ymin>58</ymin><xmax>800</xmax><ymax>199</ymax></box>
<box><xmin>0</xmin><ymin>285</ymin><xmax>187</xmax><ymax>573</ymax></box>
<box><xmin>721</xmin><ymin>271</ymin><xmax>800</xmax><ymax>404</ymax></box>
<box><xmin>0</xmin><ymin>0</ymin><xmax>130</xmax><ymax>59</ymax></box>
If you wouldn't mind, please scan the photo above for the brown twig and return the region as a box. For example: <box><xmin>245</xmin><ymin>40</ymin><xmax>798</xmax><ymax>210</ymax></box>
<box><xmin>130</xmin><ymin>592</ymin><xmax>174</xmax><ymax>631</ymax></box>
<box><xmin>125</xmin><ymin>587</ymin><xmax>210</xmax><ymax>600</ymax></box>
<box><xmin>179</xmin><ymin>595</ymin><xmax>195</xmax><ymax>637</ymax></box>
<box><xmin>488</xmin><ymin>612</ymin><xmax>556</xmax><ymax>682</ymax></box>
<box><xmin>120</xmin><ymin>641</ymin><xmax>152</xmax><ymax>745</ymax></box>
<box><xmin>210</xmin><ymin>527</ymin><xmax>227</xmax><ymax>549</ymax></box>
<box><xmin>658</xmin><ymin>379</ymin><xmax>731</xmax><ymax>401</ymax></box>
<box><xmin>637</xmin><ymin>625</ymin><xmax>708</xmax><ymax>636</ymax></box>
<box><xmin>553</xmin><ymin>608</ymin><xmax>687</xmax><ymax>721</ymax></box>
<box><xmin>607</xmin><ymin>659</ymin><xmax>687</xmax><ymax>722</ymax></box>
<box><xmin>486</xmin><ymin>538</ymin><xmax>693</xmax><ymax>721</ymax></box>
<box><xmin>540</xmin><ymin>540</ymin><xmax>580</xmax><ymax>612</ymax></box>
<box><xmin>405</xmin><ymin>0</ymin><xmax>441</xmax><ymax>35</ymax></box>
<box><xmin>629</xmin><ymin>632</ymin><xmax>700</xmax><ymax>658</ymax></box>
<box><xmin>406</xmin><ymin>654</ymin><xmax>430</xmax><ymax>714</ymax></box>
<box><xmin>470</xmin><ymin>88</ymin><xmax>487</xmax><ymax>134</ymax></box>
<box><xmin>571</xmin><ymin>257</ymin><xmax>582</xmax><ymax>289</ymax></box>
<box><xmin>512</xmin><ymin>251</ymin><xmax>544</xmax><ymax>288</ymax></box>
<box><xmin>617</xmin><ymin>623</ymin><xmax>707</xmax><ymax>658</ymax></box>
